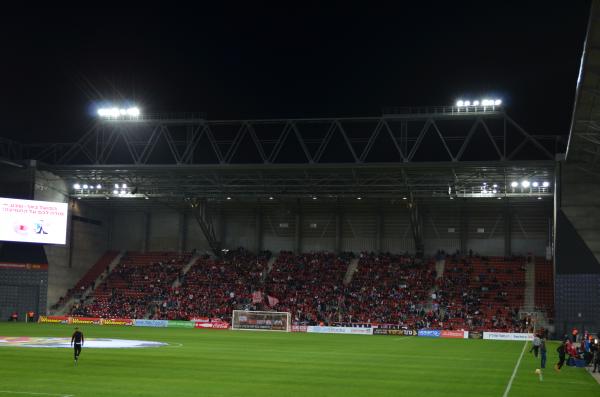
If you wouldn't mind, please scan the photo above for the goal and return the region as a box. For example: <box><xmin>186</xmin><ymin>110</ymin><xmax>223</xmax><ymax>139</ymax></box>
<box><xmin>231</xmin><ymin>310</ymin><xmax>291</xmax><ymax>332</ymax></box>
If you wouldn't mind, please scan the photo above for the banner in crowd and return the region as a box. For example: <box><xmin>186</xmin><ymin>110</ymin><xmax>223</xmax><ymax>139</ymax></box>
<box><xmin>167</xmin><ymin>320</ymin><xmax>195</xmax><ymax>329</ymax></box>
<box><xmin>291</xmin><ymin>325</ymin><xmax>308</xmax><ymax>332</ymax></box>
<box><xmin>469</xmin><ymin>331</ymin><xmax>483</xmax><ymax>339</ymax></box>
<box><xmin>373</xmin><ymin>328</ymin><xmax>417</xmax><ymax>336</ymax></box>
<box><xmin>307</xmin><ymin>326</ymin><xmax>373</xmax><ymax>335</ymax></box>
<box><xmin>417</xmin><ymin>329</ymin><xmax>441</xmax><ymax>338</ymax></box>
<box><xmin>38</xmin><ymin>315</ymin><xmax>70</xmax><ymax>324</ymax></box>
<box><xmin>483</xmin><ymin>332</ymin><xmax>534</xmax><ymax>341</ymax></box>
<box><xmin>134</xmin><ymin>319</ymin><xmax>168</xmax><ymax>328</ymax></box>
<box><xmin>440</xmin><ymin>330</ymin><xmax>468</xmax><ymax>339</ymax></box>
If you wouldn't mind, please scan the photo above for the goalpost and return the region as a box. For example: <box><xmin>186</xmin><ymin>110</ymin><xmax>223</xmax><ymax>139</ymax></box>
<box><xmin>231</xmin><ymin>310</ymin><xmax>291</xmax><ymax>332</ymax></box>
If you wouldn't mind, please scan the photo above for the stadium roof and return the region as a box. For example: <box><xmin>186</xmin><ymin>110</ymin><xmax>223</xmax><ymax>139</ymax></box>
<box><xmin>568</xmin><ymin>0</ymin><xmax>600</xmax><ymax>173</ymax></box>
<box><xmin>0</xmin><ymin>107</ymin><xmax>562</xmax><ymax>204</ymax></box>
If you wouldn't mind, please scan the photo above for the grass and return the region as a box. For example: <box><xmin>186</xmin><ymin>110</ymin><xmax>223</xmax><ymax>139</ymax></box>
<box><xmin>0</xmin><ymin>323</ymin><xmax>598</xmax><ymax>397</ymax></box>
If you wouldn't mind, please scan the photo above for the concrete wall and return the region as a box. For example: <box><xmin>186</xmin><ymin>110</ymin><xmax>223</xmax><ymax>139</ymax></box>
<box><xmin>34</xmin><ymin>170</ymin><xmax>111</xmax><ymax>309</ymax></box>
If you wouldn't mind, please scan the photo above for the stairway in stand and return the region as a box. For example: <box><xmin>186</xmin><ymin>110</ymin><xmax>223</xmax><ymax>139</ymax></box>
<box><xmin>343</xmin><ymin>257</ymin><xmax>360</xmax><ymax>285</ymax></box>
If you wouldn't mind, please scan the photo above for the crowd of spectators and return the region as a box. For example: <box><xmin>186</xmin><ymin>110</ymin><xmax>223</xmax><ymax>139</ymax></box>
<box><xmin>67</xmin><ymin>249</ymin><xmax>537</xmax><ymax>332</ymax></box>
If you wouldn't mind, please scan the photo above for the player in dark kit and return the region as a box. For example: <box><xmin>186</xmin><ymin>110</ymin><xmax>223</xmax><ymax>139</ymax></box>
<box><xmin>70</xmin><ymin>327</ymin><xmax>84</xmax><ymax>365</ymax></box>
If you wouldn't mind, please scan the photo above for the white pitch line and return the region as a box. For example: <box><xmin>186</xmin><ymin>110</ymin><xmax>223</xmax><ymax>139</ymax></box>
<box><xmin>0</xmin><ymin>391</ymin><xmax>73</xmax><ymax>397</ymax></box>
<box><xmin>502</xmin><ymin>341</ymin><xmax>528</xmax><ymax>397</ymax></box>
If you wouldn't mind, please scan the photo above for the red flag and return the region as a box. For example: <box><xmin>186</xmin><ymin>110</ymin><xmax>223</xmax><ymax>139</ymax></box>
<box><xmin>252</xmin><ymin>291</ymin><xmax>263</xmax><ymax>303</ymax></box>
<box><xmin>267</xmin><ymin>295</ymin><xmax>279</xmax><ymax>307</ymax></box>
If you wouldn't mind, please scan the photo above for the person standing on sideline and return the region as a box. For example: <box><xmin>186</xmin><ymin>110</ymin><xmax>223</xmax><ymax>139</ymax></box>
<box><xmin>70</xmin><ymin>327</ymin><xmax>84</xmax><ymax>365</ymax></box>
<box><xmin>592</xmin><ymin>340</ymin><xmax>600</xmax><ymax>373</ymax></box>
<box><xmin>540</xmin><ymin>338</ymin><xmax>547</xmax><ymax>370</ymax></box>
<box><xmin>530</xmin><ymin>334</ymin><xmax>541</xmax><ymax>357</ymax></box>
<box><xmin>555</xmin><ymin>340</ymin><xmax>566</xmax><ymax>372</ymax></box>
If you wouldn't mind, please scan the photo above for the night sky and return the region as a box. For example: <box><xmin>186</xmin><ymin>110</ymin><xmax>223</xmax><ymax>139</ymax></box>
<box><xmin>0</xmin><ymin>2</ymin><xmax>591</xmax><ymax>143</ymax></box>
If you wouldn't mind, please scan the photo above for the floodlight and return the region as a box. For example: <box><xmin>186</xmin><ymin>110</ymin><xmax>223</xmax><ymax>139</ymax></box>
<box><xmin>492</xmin><ymin>189</ymin><xmax>497</xmax><ymax>194</ymax></box>
<box><xmin>114</xmin><ymin>183</ymin><xmax>119</xmax><ymax>189</ymax></box>
<box><xmin>312</xmin><ymin>196</ymin><xmax>317</xmax><ymax>200</ymax></box>
<box><xmin>82</xmin><ymin>184</ymin><xmax>88</xmax><ymax>189</ymax></box>
<box><xmin>113</xmin><ymin>189</ymin><xmax>119</xmax><ymax>195</ymax></box>
<box><xmin>357</xmin><ymin>197</ymin><xmax>362</xmax><ymax>200</ymax></box>
<box><xmin>494</xmin><ymin>99</ymin><xmax>502</xmax><ymax>105</ymax></box>
<box><xmin>449</xmin><ymin>197</ymin><xmax>454</xmax><ymax>200</ymax></box>
<box><xmin>269</xmin><ymin>196</ymin><xmax>274</xmax><ymax>200</ymax></box>
<box><xmin>537</xmin><ymin>196</ymin><xmax>542</xmax><ymax>200</ymax></box>
<box><xmin>119</xmin><ymin>109</ymin><xmax>127</xmax><ymax>115</ymax></box>
<box><xmin>521</xmin><ymin>180</ymin><xmax>530</xmax><ymax>188</ymax></box>
<box><xmin>127</xmin><ymin>107</ymin><xmax>140</xmax><ymax>117</ymax></box>
<box><xmin>464</xmin><ymin>101</ymin><xmax>471</xmax><ymax>106</ymax></box>
<box><xmin>532</xmin><ymin>182</ymin><xmax>539</xmax><ymax>187</ymax></box>
<box><xmin>493</xmin><ymin>184</ymin><xmax>498</xmax><ymax>188</ymax></box>
<box><xmin>120</xmin><ymin>190</ymin><xmax>126</xmax><ymax>195</ymax></box>
<box><xmin>226</xmin><ymin>196</ymin><xmax>231</xmax><ymax>200</ymax></box>
<box><xmin>511</xmin><ymin>181</ymin><xmax>518</xmax><ymax>188</ymax></box>
<box><xmin>122</xmin><ymin>183</ymin><xmax>127</xmax><ymax>189</ymax></box>
<box><xmin>482</xmin><ymin>100</ymin><xmax>490</xmax><ymax>106</ymax></box>
<box><xmin>73</xmin><ymin>183</ymin><xmax>81</xmax><ymax>189</ymax></box>
<box><xmin>456</xmin><ymin>100</ymin><xmax>464</xmax><ymax>107</ymax></box>
<box><xmin>542</xmin><ymin>181</ymin><xmax>550</xmax><ymax>187</ymax></box>
<box><xmin>96</xmin><ymin>184</ymin><xmax>102</xmax><ymax>189</ymax></box>
<box><xmin>402</xmin><ymin>197</ymin><xmax>407</xmax><ymax>200</ymax></box>
<box><xmin>473</xmin><ymin>100</ymin><xmax>480</xmax><ymax>106</ymax></box>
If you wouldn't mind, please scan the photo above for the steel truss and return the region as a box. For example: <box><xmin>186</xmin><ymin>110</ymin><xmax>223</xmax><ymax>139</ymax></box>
<box><xmin>14</xmin><ymin>109</ymin><xmax>562</xmax><ymax>166</ymax></box>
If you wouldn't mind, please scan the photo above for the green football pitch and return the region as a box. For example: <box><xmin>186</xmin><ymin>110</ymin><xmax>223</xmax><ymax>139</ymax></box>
<box><xmin>0</xmin><ymin>323</ymin><xmax>598</xmax><ymax>397</ymax></box>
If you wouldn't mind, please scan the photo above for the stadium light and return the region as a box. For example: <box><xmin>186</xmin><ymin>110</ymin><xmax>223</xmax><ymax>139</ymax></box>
<box><xmin>96</xmin><ymin>184</ymin><xmax>102</xmax><ymax>189</ymax></box>
<box><xmin>532</xmin><ymin>182</ymin><xmax>539</xmax><ymax>188</ymax></box>
<box><xmin>521</xmin><ymin>180</ymin><xmax>530</xmax><ymax>188</ymax></box>
<box><xmin>97</xmin><ymin>106</ymin><xmax>141</xmax><ymax>119</ymax></box>
<box><xmin>492</xmin><ymin>184</ymin><xmax>498</xmax><ymax>188</ymax></box>
<box><xmin>455</xmin><ymin>98</ymin><xmax>502</xmax><ymax>107</ymax></box>
<box><xmin>119</xmin><ymin>190</ymin><xmax>126</xmax><ymax>195</ymax></box>
<box><xmin>226</xmin><ymin>196</ymin><xmax>231</xmax><ymax>200</ymax></box>
<box><xmin>269</xmin><ymin>196</ymin><xmax>274</xmax><ymax>200</ymax></box>
<box><xmin>82</xmin><ymin>184</ymin><xmax>88</xmax><ymax>189</ymax></box>
<box><xmin>537</xmin><ymin>196</ymin><xmax>542</xmax><ymax>200</ymax></box>
<box><xmin>511</xmin><ymin>181</ymin><xmax>518</xmax><ymax>188</ymax></box>
<box><xmin>113</xmin><ymin>189</ymin><xmax>119</xmax><ymax>195</ymax></box>
<box><xmin>357</xmin><ymin>197</ymin><xmax>362</xmax><ymax>200</ymax></box>
<box><xmin>312</xmin><ymin>196</ymin><xmax>317</xmax><ymax>200</ymax></box>
<box><xmin>402</xmin><ymin>197</ymin><xmax>407</xmax><ymax>200</ymax></box>
<box><xmin>122</xmin><ymin>183</ymin><xmax>127</xmax><ymax>189</ymax></box>
<box><xmin>542</xmin><ymin>181</ymin><xmax>550</xmax><ymax>187</ymax></box>
<box><xmin>73</xmin><ymin>183</ymin><xmax>81</xmax><ymax>189</ymax></box>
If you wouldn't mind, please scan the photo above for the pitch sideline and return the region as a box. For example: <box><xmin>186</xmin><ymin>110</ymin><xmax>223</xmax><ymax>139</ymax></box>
<box><xmin>502</xmin><ymin>341</ymin><xmax>528</xmax><ymax>397</ymax></box>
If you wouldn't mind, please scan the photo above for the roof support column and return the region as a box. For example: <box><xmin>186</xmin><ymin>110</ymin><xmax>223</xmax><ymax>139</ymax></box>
<box><xmin>460</xmin><ymin>203</ymin><xmax>468</xmax><ymax>255</ymax></box>
<box><xmin>294</xmin><ymin>200</ymin><xmax>302</xmax><ymax>254</ymax></box>
<box><xmin>142</xmin><ymin>212</ymin><xmax>150</xmax><ymax>253</ymax></box>
<box><xmin>335</xmin><ymin>206</ymin><xmax>342</xmax><ymax>254</ymax></box>
<box><xmin>376</xmin><ymin>206</ymin><xmax>383</xmax><ymax>253</ymax></box>
<box><xmin>504</xmin><ymin>203</ymin><xmax>512</xmax><ymax>257</ymax></box>
<box><xmin>255</xmin><ymin>206</ymin><xmax>263</xmax><ymax>254</ymax></box>
<box><xmin>178</xmin><ymin>211</ymin><xmax>187</xmax><ymax>253</ymax></box>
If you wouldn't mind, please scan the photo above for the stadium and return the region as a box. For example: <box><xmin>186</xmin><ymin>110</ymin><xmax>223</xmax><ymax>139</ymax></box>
<box><xmin>1</xmin><ymin>3</ymin><xmax>599</xmax><ymax>397</ymax></box>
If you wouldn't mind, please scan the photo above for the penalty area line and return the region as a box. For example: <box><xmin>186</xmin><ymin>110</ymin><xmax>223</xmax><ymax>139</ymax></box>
<box><xmin>0</xmin><ymin>391</ymin><xmax>74</xmax><ymax>397</ymax></box>
<box><xmin>502</xmin><ymin>341</ymin><xmax>528</xmax><ymax>397</ymax></box>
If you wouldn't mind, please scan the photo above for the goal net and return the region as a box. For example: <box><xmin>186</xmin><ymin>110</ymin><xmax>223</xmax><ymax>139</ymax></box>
<box><xmin>231</xmin><ymin>310</ymin><xmax>291</xmax><ymax>332</ymax></box>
